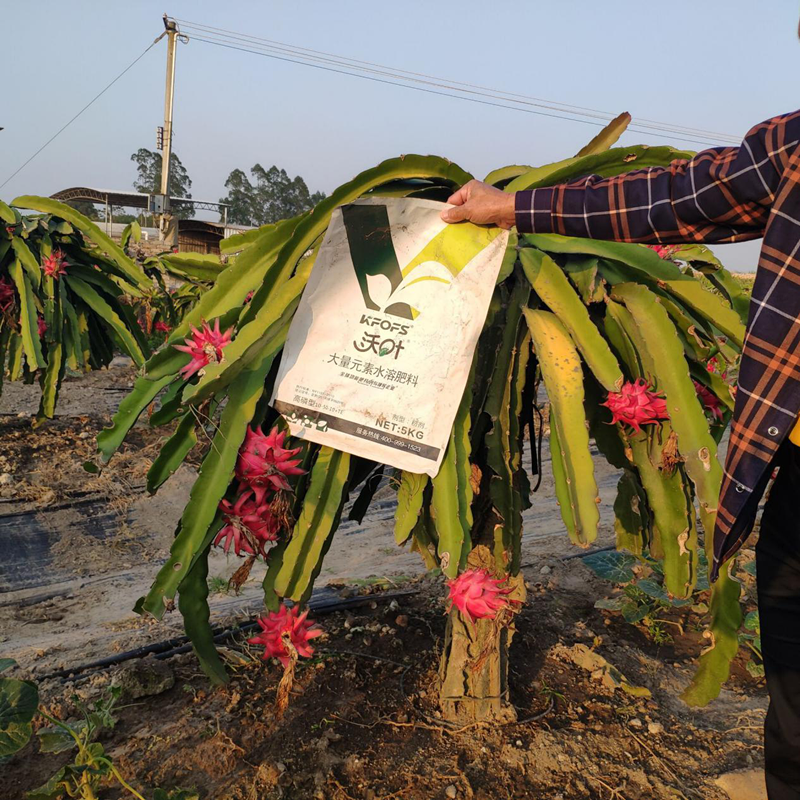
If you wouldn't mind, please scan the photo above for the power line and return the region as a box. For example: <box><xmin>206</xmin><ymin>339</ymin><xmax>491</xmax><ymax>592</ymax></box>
<box><xmin>175</xmin><ymin>17</ymin><xmax>742</xmax><ymax>148</ymax></box>
<box><xmin>187</xmin><ymin>33</ymin><xmax>729</xmax><ymax>148</ymax></box>
<box><xmin>190</xmin><ymin>35</ymin><xmax>626</xmax><ymax>132</ymax></box>
<box><xmin>175</xmin><ymin>17</ymin><xmax>740</xmax><ymax>143</ymax></box>
<box><xmin>0</xmin><ymin>36</ymin><xmax>164</xmax><ymax>192</ymax></box>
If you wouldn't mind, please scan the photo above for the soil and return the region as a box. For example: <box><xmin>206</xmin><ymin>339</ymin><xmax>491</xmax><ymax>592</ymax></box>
<box><xmin>5</xmin><ymin>567</ymin><xmax>766</xmax><ymax>800</ymax></box>
<box><xmin>1</xmin><ymin>362</ymin><xmax>768</xmax><ymax>799</ymax></box>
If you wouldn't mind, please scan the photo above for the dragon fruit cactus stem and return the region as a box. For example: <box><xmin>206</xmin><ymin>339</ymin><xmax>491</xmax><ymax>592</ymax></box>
<box><xmin>439</xmin><ymin>546</ymin><xmax>526</xmax><ymax>725</ymax></box>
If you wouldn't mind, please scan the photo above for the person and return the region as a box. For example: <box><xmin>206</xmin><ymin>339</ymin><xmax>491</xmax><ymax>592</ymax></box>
<box><xmin>441</xmin><ymin>109</ymin><xmax>800</xmax><ymax>800</ymax></box>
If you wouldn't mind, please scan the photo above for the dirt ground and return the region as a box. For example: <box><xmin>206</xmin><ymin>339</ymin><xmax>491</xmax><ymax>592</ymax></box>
<box><xmin>1</xmin><ymin>362</ymin><xmax>768</xmax><ymax>800</ymax></box>
<box><xmin>5</xmin><ymin>566</ymin><xmax>767</xmax><ymax>800</ymax></box>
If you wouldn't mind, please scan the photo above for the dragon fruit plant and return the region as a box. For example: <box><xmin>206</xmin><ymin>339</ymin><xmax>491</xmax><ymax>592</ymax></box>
<box><xmin>137</xmin><ymin>238</ymin><xmax>229</xmax><ymax>336</ymax></box>
<box><xmin>0</xmin><ymin>198</ymin><xmax>153</xmax><ymax>424</ymax></box>
<box><xmin>98</xmin><ymin>114</ymin><xmax>747</xmax><ymax>721</ymax></box>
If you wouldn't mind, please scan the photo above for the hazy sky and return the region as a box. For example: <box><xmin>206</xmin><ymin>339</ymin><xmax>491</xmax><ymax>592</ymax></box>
<box><xmin>4</xmin><ymin>0</ymin><xmax>800</xmax><ymax>270</ymax></box>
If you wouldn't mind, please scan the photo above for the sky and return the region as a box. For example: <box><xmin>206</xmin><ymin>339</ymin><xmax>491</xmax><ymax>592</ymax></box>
<box><xmin>4</xmin><ymin>0</ymin><xmax>800</xmax><ymax>270</ymax></box>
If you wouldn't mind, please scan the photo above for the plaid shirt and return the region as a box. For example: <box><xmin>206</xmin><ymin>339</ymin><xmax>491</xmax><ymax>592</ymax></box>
<box><xmin>515</xmin><ymin>110</ymin><xmax>800</xmax><ymax>580</ymax></box>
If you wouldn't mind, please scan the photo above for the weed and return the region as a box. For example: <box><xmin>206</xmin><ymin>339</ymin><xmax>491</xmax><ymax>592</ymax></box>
<box><xmin>539</xmin><ymin>679</ymin><xmax>566</xmax><ymax>706</ymax></box>
<box><xmin>207</xmin><ymin>575</ymin><xmax>231</xmax><ymax>595</ymax></box>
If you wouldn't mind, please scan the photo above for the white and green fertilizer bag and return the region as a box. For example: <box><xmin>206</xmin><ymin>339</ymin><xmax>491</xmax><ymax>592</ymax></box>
<box><xmin>272</xmin><ymin>198</ymin><xmax>509</xmax><ymax>476</ymax></box>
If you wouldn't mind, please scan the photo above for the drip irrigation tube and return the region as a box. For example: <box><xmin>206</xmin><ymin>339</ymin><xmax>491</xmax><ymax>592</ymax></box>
<box><xmin>39</xmin><ymin>587</ymin><xmax>419</xmax><ymax>682</ymax></box>
<box><xmin>35</xmin><ymin>545</ymin><xmax>615</xmax><ymax>682</ymax></box>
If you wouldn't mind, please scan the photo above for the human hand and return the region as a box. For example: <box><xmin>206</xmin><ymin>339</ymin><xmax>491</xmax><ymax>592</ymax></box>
<box><xmin>440</xmin><ymin>180</ymin><xmax>516</xmax><ymax>229</ymax></box>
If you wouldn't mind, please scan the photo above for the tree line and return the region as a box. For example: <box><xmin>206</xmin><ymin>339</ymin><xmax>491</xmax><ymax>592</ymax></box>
<box><xmin>68</xmin><ymin>149</ymin><xmax>326</xmax><ymax>227</ymax></box>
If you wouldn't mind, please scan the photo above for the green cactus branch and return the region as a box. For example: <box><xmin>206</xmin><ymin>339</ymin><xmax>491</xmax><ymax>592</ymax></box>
<box><xmin>0</xmin><ymin>124</ymin><xmax>744</xmax><ymax>713</ymax></box>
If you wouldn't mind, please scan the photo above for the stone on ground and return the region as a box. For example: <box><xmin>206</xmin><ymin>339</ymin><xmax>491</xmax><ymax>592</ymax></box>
<box><xmin>111</xmin><ymin>657</ymin><xmax>175</xmax><ymax>700</ymax></box>
<box><xmin>714</xmin><ymin>769</ymin><xmax>767</xmax><ymax>800</ymax></box>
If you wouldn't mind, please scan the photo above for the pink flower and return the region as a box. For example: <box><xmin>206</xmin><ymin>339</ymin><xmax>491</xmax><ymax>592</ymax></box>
<box><xmin>447</xmin><ymin>569</ymin><xmax>512</xmax><ymax>624</ymax></box>
<box><xmin>236</xmin><ymin>425</ymin><xmax>305</xmax><ymax>500</ymax></box>
<box><xmin>173</xmin><ymin>319</ymin><xmax>233</xmax><ymax>379</ymax></box>
<box><xmin>0</xmin><ymin>276</ymin><xmax>15</xmax><ymax>313</ymax></box>
<box><xmin>603</xmin><ymin>379</ymin><xmax>669</xmax><ymax>433</ymax></box>
<box><xmin>693</xmin><ymin>380</ymin><xmax>724</xmax><ymax>422</ymax></box>
<box><xmin>248</xmin><ymin>605</ymin><xmax>323</xmax><ymax>667</ymax></box>
<box><xmin>647</xmin><ymin>244</ymin><xmax>680</xmax><ymax>260</ymax></box>
<box><xmin>154</xmin><ymin>321</ymin><xmax>171</xmax><ymax>334</ymax></box>
<box><xmin>42</xmin><ymin>249</ymin><xmax>68</xmax><ymax>279</ymax></box>
<box><xmin>214</xmin><ymin>488</ymin><xmax>280</xmax><ymax>557</ymax></box>
<box><xmin>706</xmin><ymin>356</ymin><xmax>728</xmax><ymax>381</ymax></box>
<box><xmin>37</xmin><ymin>316</ymin><xmax>47</xmax><ymax>338</ymax></box>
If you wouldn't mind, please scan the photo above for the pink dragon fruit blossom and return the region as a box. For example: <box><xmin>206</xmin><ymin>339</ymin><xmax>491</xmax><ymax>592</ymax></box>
<box><xmin>706</xmin><ymin>355</ymin><xmax>729</xmax><ymax>381</ymax></box>
<box><xmin>647</xmin><ymin>244</ymin><xmax>681</xmax><ymax>260</ymax></box>
<box><xmin>447</xmin><ymin>569</ymin><xmax>513</xmax><ymax>624</ymax></box>
<box><xmin>0</xmin><ymin>276</ymin><xmax>15</xmax><ymax>313</ymax></box>
<box><xmin>603</xmin><ymin>379</ymin><xmax>669</xmax><ymax>433</ymax></box>
<box><xmin>42</xmin><ymin>249</ymin><xmax>68</xmax><ymax>279</ymax></box>
<box><xmin>214</xmin><ymin>489</ymin><xmax>280</xmax><ymax>556</ymax></box>
<box><xmin>236</xmin><ymin>425</ymin><xmax>305</xmax><ymax>500</ymax></box>
<box><xmin>154</xmin><ymin>320</ymin><xmax>171</xmax><ymax>334</ymax></box>
<box><xmin>693</xmin><ymin>380</ymin><xmax>724</xmax><ymax>422</ymax></box>
<box><xmin>248</xmin><ymin>605</ymin><xmax>323</xmax><ymax>667</ymax></box>
<box><xmin>173</xmin><ymin>319</ymin><xmax>233</xmax><ymax>379</ymax></box>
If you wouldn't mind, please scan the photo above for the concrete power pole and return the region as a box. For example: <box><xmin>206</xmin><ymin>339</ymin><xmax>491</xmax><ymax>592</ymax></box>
<box><xmin>159</xmin><ymin>15</ymin><xmax>179</xmax><ymax>244</ymax></box>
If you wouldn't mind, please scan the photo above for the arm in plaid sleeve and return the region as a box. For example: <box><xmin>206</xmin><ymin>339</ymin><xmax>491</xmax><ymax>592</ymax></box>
<box><xmin>515</xmin><ymin>111</ymin><xmax>800</xmax><ymax>243</ymax></box>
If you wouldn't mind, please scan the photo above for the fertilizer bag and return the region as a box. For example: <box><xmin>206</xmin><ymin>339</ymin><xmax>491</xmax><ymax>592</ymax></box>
<box><xmin>271</xmin><ymin>197</ymin><xmax>509</xmax><ymax>476</ymax></box>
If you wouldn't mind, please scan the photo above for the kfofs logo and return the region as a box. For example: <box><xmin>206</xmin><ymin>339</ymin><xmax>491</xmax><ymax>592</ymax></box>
<box><xmin>359</xmin><ymin>315</ymin><xmax>410</xmax><ymax>336</ymax></box>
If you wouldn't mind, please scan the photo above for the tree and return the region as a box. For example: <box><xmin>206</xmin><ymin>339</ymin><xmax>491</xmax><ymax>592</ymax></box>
<box><xmin>218</xmin><ymin>168</ymin><xmax>254</xmax><ymax>226</ymax></box>
<box><xmin>218</xmin><ymin>164</ymin><xmax>326</xmax><ymax>226</ymax></box>
<box><xmin>111</xmin><ymin>212</ymin><xmax>139</xmax><ymax>224</ymax></box>
<box><xmin>130</xmin><ymin>148</ymin><xmax>195</xmax><ymax>219</ymax></box>
<box><xmin>65</xmin><ymin>200</ymin><xmax>99</xmax><ymax>220</ymax></box>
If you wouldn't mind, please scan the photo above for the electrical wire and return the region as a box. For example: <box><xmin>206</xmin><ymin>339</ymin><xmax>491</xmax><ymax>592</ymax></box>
<box><xmin>187</xmin><ymin>33</ymin><xmax>728</xmax><ymax>148</ymax></box>
<box><xmin>0</xmin><ymin>17</ymin><xmax>744</xmax><ymax>195</ymax></box>
<box><xmin>0</xmin><ymin>35</ymin><xmax>164</xmax><ymax>191</ymax></box>
<box><xmin>175</xmin><ymin>17</ymin><xmax>741</xmax><ymax>143</ymax></box>
<box><xmin>175</xmin><ymin>16</ymin><xmax>742</xmax><ymax>148</ymax></box>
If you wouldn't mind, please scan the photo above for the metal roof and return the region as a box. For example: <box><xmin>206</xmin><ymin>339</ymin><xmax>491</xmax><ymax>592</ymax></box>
<box><xmin>49</xmin><ymin>187</ymin><xmax>227</xmax><ymax>213</ymax></box>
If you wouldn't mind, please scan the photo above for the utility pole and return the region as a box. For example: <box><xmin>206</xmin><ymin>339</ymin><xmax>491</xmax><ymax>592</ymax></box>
<box><xmin>159</xmin><ymin>14</ymin><xmax>179</xmax><ymax>243</ymax></box>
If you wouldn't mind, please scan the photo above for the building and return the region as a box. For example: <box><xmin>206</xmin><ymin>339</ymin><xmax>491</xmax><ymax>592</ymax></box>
<box><xmin>48</xmin><ymin>187</ymin><xmax>252</xmax><ymax>255</ymax></box>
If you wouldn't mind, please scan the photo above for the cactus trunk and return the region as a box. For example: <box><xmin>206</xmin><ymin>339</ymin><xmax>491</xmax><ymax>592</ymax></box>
<box><xmin>438</xmin><ymin>605</ymin><xmax>519</xmax><ymax>724</ymax></box>
<box><xmin>437</xmin><ymin>543</ymin><xmax>526</xmax><ymax>723</ymax></box>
